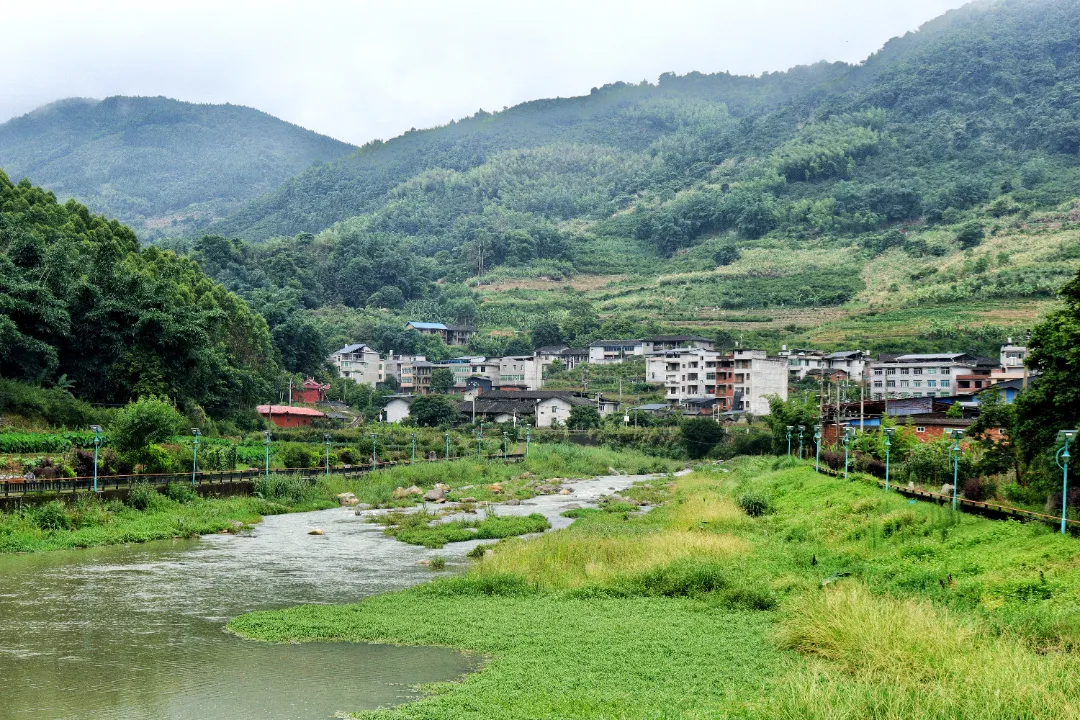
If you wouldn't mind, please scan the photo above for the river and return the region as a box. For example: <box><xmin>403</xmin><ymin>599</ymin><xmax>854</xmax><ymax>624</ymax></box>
<box><xmin>0</xmin><ymin>473</ymin><xmax>645</xmax><ymax>719</ymax></box>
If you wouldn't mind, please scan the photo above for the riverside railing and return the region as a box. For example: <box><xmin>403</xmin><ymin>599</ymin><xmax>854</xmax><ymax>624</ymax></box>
<box><xmin>0</xmin><ymin>453</ymin><xmax>524</xmax><ymax>498</ymax></box>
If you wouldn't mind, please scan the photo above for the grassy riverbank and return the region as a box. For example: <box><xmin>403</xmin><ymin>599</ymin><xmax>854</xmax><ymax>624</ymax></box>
<box><xmin>230</xmin><ymin>457</ymin><xmax>1080</xmax><ymax>719</ymax></box>
<box><xmin>0</xmin><ymin>445</ymin><xmax>675</xmax><ymax>554</ymax></box>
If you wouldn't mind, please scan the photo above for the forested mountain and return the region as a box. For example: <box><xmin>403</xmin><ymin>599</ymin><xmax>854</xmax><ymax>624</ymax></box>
<box><xmin>0</xmin><ymin>171</ymin><xmax>276</xmax><ymax>416</ymax></box>
<box><xmin>0</xmin><ymin>97</ymin><xmax>354</xmax><ymax>239</ymax></box>
<box><xmin>162</xmin><ymin>0</ymin><xmax>1080</xmax><ymax>360</ymax></box>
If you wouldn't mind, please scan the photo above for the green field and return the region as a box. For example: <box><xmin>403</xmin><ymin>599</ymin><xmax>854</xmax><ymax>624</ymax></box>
<box><xmin>230</xmin><ymin>457</ymin><xmax>1080</xmax><ymax>719</ymax></box>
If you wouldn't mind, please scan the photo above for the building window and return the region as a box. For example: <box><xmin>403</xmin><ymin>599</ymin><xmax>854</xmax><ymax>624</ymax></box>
<box><xmin>914</xmin><ymin>380</ymin><xmax>923</xmax><ymax>387</ymax></box>
<box><xmin>927</xmin><ymin>380</ymin><xmax>937</xmax><ymax>388</ymax></box>
<box><xmin>873</xmin><ymin>381</ymin><xmax>883</xmax><ymax>388</ymax></box>
<box><xmin>942</xmin><ymin>368</ymin><xmax>950</xmax><ymax>375</ymax></box>
<box><xmin>913</xmin><ymin>368</ymin><xmax>922</xmax><ymax>375</ymax></box>
<box><xmin>940</xmin><ymin>380</ymin><xmax>951</xmax><ymax>388</ymax></box>
<box><xmin>874</xmin><ymin>369</ymin><xmax>883</xmax><ymax>376</ymax></box>
<box><xmin>887</xmin><ymin>380</ymin><xmax>896</xmax><ymax>388</ymax></box>
<box><xmin>900</xmin><ymin>368</ymin><xmax>910</xmax><ymax>375</ymax></box>
<box><xmin>899</xmin><ymin>380</ymin><xmax>909</xmax><ymax>388</ymax></box>
<box><xmin>886</xmin><ymin>368</ymin><xmax>896</xmax><ymax>375</ymax></box>
<box><xmin>926</xmin><ymin>368</ymin><xmax>937</xmax><ymax>374</ymax></box>
<box><xmin>916</xmin><ymin>426</ymin><xmax>926</xmax><ymax>433</ymax></box>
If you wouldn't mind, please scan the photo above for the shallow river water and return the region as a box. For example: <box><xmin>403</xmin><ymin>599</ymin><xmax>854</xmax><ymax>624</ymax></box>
<box><xmin>0</xmin><ymin>473</ymin><xmax>645</xmax><ymax>720</ymax></box>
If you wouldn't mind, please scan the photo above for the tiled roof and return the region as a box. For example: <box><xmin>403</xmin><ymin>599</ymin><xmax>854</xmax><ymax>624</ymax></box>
<box><xmin>256</xmin><ymin>405</ymin><xmax>325</xmax><ymax>417</ymax></box>
<box><xmin>407</xmin><ymin>322</ymin><xmax>449</xmax><ymax>330</ymax></box>
<box><xmin>334</xmin><ymin>343</ymin><xmax>373</xmax><ymax>355</ymax></box>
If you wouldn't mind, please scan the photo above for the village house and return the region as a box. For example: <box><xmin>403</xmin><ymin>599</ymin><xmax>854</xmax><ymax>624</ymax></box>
<box><xmin>646</xmin><ymin>348</ymin><xmax>720</xmax><ymax>405</ymax></box>
<box><xmin>404</xmin><ymin>321</ymin><xmax>476</xmax><ymax>346</ymax></box>
<box><xmin>329</xmin><ymin>343</ymin><xmax>381</xmax><ymax>387</ymax></box>
<box><xmin>535</xmin><ymin>345</ymin><xmax>589</xmax><ymax>372</ymax></box>
<box><xmin>716</xmin><ymin>349</ymin><xmax>788</xmax><ymax>415</ymax></box>
<box><xmin>869</xmin><ymin>353</ymin><xmax>990</xmax><ymax>401</ymax></box>
<box><xmin>588</xmin><ymin>340</ymin><xmax>646</xmax><ymax>365</ymax></box>
<box><xmin>296</xmin><ymin>378</ymin><xmax>330</xmax><ymax>403</ymax></box>
<box><xmin>641</xmin><ymin>335</ymin><xmax>715</xmax><ymax>353</ymax></box>
<box><xmin>257</xmin><ymin>405</ymin><xmax>326</xmax><ymax>428</ymax></box>
<box><xmin>381</xmin><ymin>395</ymin><xmax>415</xmax><ymax>424</ymax></box>
<box><xmin>458</xmin><ymin>390</ymin><xmax>597</xmax><ymax>427</ymax></box>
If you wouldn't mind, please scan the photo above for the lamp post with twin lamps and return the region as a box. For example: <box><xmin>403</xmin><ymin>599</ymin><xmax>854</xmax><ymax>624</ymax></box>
<box><xmin>884</xmin><ymin>427</ymin><xmax>894</xmax><ymax>492</ymax></box>
<box><xmin>814</xmin><ymin>426</ymin><xmax>822</xmax><ymax>473</ymax></box>
<box><xmin>949</xmin><ymin>429</ymin><xmax>965</xmax><ymax>511</ymax></box>
<box><xmin>90</xmin><ymin>425</ymin><xmax>102</xmax><ymax>493</ymax></box>
<box><xmin>324</xmin><ymin>434</ymin><xmax>331</xmax><ymax>476</ymax></box>
<box><xmin>263</xmin><ymin>431</ymin><xmax>271</xmax><ymax>478</ymax></box>
<box><xmin>1056</xmin><ymin>430</ymin><xmax>1076</xmax><ymax>535</ymax></box>
<box><xmin>190</xmin><ymin>428</ymin><xmax>200</xmax><ymax>486</ymax></box>
<box><xmin>786</xmin><ymin>426</ymin><xmax>793</xmax><ymax>456</ymax></box>
<box><xmin>842</xmin><ymin>427</ymin><xmax>854</xmax><ymax>480</ymax></box>
<box><xmin>797</xmin><ymin>425</ymin><xmax>805</xmax><ymax>459</ymax></box>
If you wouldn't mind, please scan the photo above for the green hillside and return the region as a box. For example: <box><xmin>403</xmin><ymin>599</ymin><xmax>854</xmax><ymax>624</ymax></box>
<box><xmin>169</xmin><ymin>0</ymin><xmax>1080</xmax><ymax>358</ymax></box>
<box><xmin>0</xmin><ymin>96</ymin><xmax>354</xmax><ymax>239</ymax></box>
<box><xmin>0</xmin><ymin>171</ymin><xmax>276</xmax><ymax>417</ymax></box>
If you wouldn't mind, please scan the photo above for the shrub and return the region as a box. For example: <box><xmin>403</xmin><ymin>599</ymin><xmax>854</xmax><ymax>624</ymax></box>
<box><xmin>736</xmin><ymin>491</ymin><xmax>773</xmax><ymax>517</ymax></box>
<box><xmin>963</xmin><ymin>476</ymin><xmax>999</xmax><ymax>501</ymax></box>
<box><xmin>279</xmin><ymin>443</ymin><xmax>319</xmax><ymax>469</ymax></box>
<box><xmin>429</xmin><ymin>556</ymin><xmax>447</xmax><ymax>570</ymax></box>
<box><xmin>127</xmin><ymin>482</ymin><xmax>161</xmax><ymax>511</ymax></box>
<box><xmin>252</xmin><ymin>474</ymin><xmax>316</xmax><ymax>505</ymax></box>
<box><xmin>34</xmin><ymin>500</ymin><xmax>72</xmax><ymax>530</ymax></box>
<box><xmin>165</xmin><ymin>481</ymin><xmax>197</xmax><ymax>504</ymax></box>
<box><xmin>682</xmin><ymin>419</ymin><xmax>725</xmax><ymax>459</ymax></box>
<box><xmin>111</xmin><ymin>396</ymin><xmax>186</xmax><ymax>453</ymax></box>
<box><xmin>126</xmin><ymin>444</ymin><xmax>174</xmax><ymax>474</ymax></box>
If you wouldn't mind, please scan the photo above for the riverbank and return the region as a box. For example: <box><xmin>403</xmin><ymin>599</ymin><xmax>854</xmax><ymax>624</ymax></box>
<box><xmin>0</xmin><ymin>445</ymin><xmax>677</xmax><ymax>554</ymax></box>
<box><xmin>230</xmin><ymin>456</ymin><xmax>1080</xmax><ymax>719</ymax></box>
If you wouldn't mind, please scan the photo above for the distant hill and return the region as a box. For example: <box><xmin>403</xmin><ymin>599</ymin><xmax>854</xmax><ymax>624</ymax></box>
<box><xmin>207</xmin><ymin>0</ymin><xmax>1080</xmax><ymax>265</ymax></box>
<box><xmin>0</xmin><ymin>96</ymin><xmax>354</xmax><ymax>239</ymax></box>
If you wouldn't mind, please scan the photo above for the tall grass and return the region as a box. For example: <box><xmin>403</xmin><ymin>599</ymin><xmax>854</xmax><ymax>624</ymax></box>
<box><xmin>773</xmin><ymin>583</ymin><xmax>1080</xmax><ymax>719</ymax></box>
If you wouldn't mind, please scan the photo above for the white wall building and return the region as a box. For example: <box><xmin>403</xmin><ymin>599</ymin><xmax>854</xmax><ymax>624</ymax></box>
<box><xmin>646</xmin><ymin>348</ymin><xmax>720</xmax><ymax>405</ymax></box>
<box><xmin>588</xmin><ymin>340</ymin><xmax>645</xmax><ymax>365</ymax></box>
<box><xmin>721</xmin><ymin>349</ymin><xmax>790</xmax><ymax>416</ymax></box>
<box><xmin>824</xmin><ymin>351</ymin><xmax>871</xmax><ymax>381</ymax></box>
<box><xmin>330</xmin><ymin>344</ymin><xmax>381</xmax><ymax>387</ymax></box>
<box><xmin>869</xmin><ymin>353</ymin><xmax>976</xmax><ymax>400</ymax></box>
<box><xmin>497</xmin><ymin>356</ymin><xmax>542</xmax><ymax>390</ymax></box>
<box><xmin>382</xmin><ymin>396</ymin><xmax>414</xmax><ymax>423</ymax></box>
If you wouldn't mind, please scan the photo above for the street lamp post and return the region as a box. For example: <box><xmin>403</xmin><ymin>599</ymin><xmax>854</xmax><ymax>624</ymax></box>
<box><xmin>263</xmin><ymin>430</ymin><xmax>271</xmax><ymax>478</ymax></box>
<box><xmin>191</xmin><ymin>428</ymin><xmax>200</xmax><ymax>486</ymax></box>
<box><xmin>445</xmin><ymin>432</ymin><xmax>450</xmax><ymax>461</ymax></box>
<box><xmin>89</xmin><ymin>425</ymin><xmax>102</xmax><ymax>493</ymax></box>
<box><xmin>502</xmin><ymin>431</ymin><xmax>508</xmax><ymax>459</ymax></box>
<box><xmin>324</xmin><ymin>434</ymin><xmax>331</xmax><ymax>476</ymax></box>
<box><xmin>797</xmin><ymin>425</ymin><xmax>805</xmax><ymax>459</ymax></box>
<box><xmin>842</xmin><ymin>427</ymin><xmax>853</xmax><ymax>481</ymax></box>
<box><xmin>950</xmin><ymin>429</ymin><xmax>965</xmax><ymax>512</ymax></box>
<box><xmin>884</xmin><ymin>428</ymin><xmax>894</xmax><ymax>492</ymax></box>
<box><xmin>525</xmin><ymin>424</ymin><xmax>531</xmax><ymax>457</ymax></box>
<box><xmin>786</xmin><ymin>426</ymin><xmax>793</xmax><ymax>456</ymax></box>
<box><xmin>410</xmin><ymin>433</ymin><xmax>417</xmax><ymax>464</ymax></box>
<box><xmin>1056</xmin><ymin>430</ymin><xmax>1076</xmax><ymax>535</ymax></box>
<box><xmin>814</xmin><ymin>426</ymin><xmax>822</xmax><ymax>473</ymax></box>
<box><xmin>370</xmin><ymin>433</ymin><xmax>378</xmax><ymax>470</ymax></box>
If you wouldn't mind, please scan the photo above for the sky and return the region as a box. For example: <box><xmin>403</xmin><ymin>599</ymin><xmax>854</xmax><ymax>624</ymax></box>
<box><xmin>3</xmin><ymin>1</ymin><xmax>970</xmax><ymax>146</ymax></box>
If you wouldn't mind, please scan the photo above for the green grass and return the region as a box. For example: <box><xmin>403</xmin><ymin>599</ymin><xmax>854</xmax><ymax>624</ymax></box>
<box><xmin>381</xmin><ymin>512</ymin><xmax>551</xmax><ymax>548</ymax></box>
<box><xmin>229</xmin><ymin>456</ymin><xmax>1080</xmax><ymax>719</ymax></box>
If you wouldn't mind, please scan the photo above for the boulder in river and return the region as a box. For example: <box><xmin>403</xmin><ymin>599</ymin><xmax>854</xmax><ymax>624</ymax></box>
<box><xmin>424</xmin><ymin>487</ymin><xmax>446</xmax><ymax>502</ymax></box>
<box><xmin>308</xmin><ymin>528</ymin><xmax>325</xmax><ymax>536</ymax></box>
<box><xmin>336</xmin><ymin>492</ymin><xmax>360</xmax><ymax>506</ymax></box>
<box><xmin>459</xmin><ymin>497</ymin><xmax>477</xmax><ymax>503</ymax></box>
<box><xmin>559</xmin><ymin>488</ymin><xmax>573</xmax><ymax>496</ymax></box>
<box><xmin>505</xmin><ymin>498</ymin><xmax>521</xmax><ymax>506</ymax></box>
<box><xmin>486</xmin><ymin>483</ymin><xmax>504</xmax><ymax>494</ymax></box>
<box><xmin>393</xmin><ymin>485</ymin><xmax>424</xmax><ymax>499</ymax></box>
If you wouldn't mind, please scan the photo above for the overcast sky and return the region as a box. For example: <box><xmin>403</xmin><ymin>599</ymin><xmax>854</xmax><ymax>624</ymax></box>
<box><xmin>3</xmin><ymin>1</ymin><xmax>969</xmax><ymax>146</ymax></box>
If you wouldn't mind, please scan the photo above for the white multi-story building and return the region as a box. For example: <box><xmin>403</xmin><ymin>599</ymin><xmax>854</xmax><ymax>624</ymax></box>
<box><xmin>380</xmin><ymin>354</ymin><xmax>426</xmax><ymax>384</ymax></box>
<box><xmin>869</xmin><ymin>353</ymin><xmax>976</xmax><ymax>400</ymax></box>
<box><xmin>646</xmin><ymin>348</ymin><xmax>720</xmax><ymax>405</ymax></box>
<box><xmin>780</xmin><ymin>348</ymin><xmax>827</xmax><ymax>381</ymax></box>
<box><xmin>824</xmin><ymin>351</ymin><xmax>871</xmax><ymax>381</ymax></box>
<box><xmin>588</xmin><ymin>340</ymin><xmax>646</xmax><ymax>365</ymax></box>
<box><xmin>497</xmin><ymin>355</ymin><xmax>542</xmax><ymax>390</ymax></box>
<box><xmin>716</xmin><ymin>349</ymin><xmax>788</xmax><ymax>415</ymax></box>
<box><xmin>330</xmin><ymin>344</ymin><xmax>381</xmax><ymax>387</ymax></box>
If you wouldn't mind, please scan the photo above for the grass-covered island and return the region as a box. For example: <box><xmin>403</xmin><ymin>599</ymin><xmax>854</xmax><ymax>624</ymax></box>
<box><xmin>0</xmin><ymin>445</ymin><xmax>675</xmax><ymax>553</ymax></box>
<box><xmin>229</xmin><ymin>457</ymin><xmax>1080</xmax><ymax>719</ymax></box>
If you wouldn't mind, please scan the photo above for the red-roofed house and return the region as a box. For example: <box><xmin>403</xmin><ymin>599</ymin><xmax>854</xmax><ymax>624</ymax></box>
<box><xmin>257</xmin><ymin>405</ymin><xmax>326</xmax><ymax>428</ymax></box>
<box><xmin>297</xmin><ymin>378</ymin><xmax>330</xmax><ymax>404</ymax></box>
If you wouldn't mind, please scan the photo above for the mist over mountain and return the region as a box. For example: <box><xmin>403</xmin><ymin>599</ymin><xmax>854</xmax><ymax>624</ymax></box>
<box><xmin>0</xmin><ymin>96</ymin><xmax>354</xmax><ymax>239</ymax></box>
